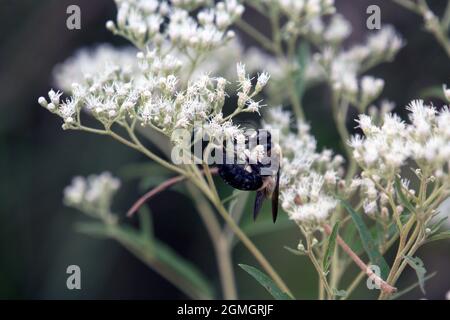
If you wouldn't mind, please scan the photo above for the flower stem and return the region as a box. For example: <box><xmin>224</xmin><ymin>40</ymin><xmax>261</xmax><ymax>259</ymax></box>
<box><xmin>214</xmin><ymin>199</ymin><xmax>293</xmax><ymax>297</ymax></box>
<box><xmin>323</xmin><ymin>224</ymin><xmax>397</xmax><ymax>296</ymax></box>
<box><xmin>186</xmin><ymin>183</ymin><xmax>238</xmax><ymax>300</ymax></box>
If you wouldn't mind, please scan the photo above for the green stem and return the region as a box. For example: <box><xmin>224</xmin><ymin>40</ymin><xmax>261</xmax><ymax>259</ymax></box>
<box><xmin>392</xmin><ymin>0</ymin><xmax>450</xmax><ymax>57</ymax></box>
<box><xmin>196</xmin><ymin>172</ymin><xmax>293</xmax><ymax>298</ymax></box>
<box><xmin>235</xmin><ymin>19</ymin><xmax>277</xmax><ymax>53</ymax></box>
<box><xmin>341</xmin><ymin>233</ymin><xmax>399</xmax><ymax>299</ymax></box>
<box><xmin>78</xmin><ymin>125</ymin><xmax>185</xmax><ymax>175</ymax></box>
<box><xmin>186</xmin><ymin>184</ymin><xmax>238</xmax><ymax>300</ymax></box>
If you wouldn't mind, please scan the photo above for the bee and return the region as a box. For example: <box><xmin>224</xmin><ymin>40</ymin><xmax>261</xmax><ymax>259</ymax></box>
<box><xmin>217</xmin><ymin>129</ymin><xmax>281</xmax><ymax>223</ymax></box>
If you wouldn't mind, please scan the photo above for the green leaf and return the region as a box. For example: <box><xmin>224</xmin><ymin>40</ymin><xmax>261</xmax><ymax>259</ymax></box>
<box><xmin>323</xmin><ymin>221</ymin><xmax>340</xmax><ymax>272</ymax></box>
<box><xmin>404</xmin><ymin>255</ymin><xmax>427</xmax><ymax>294</ymax></box>
<box><xmin>389</xmin><ymin>272</ymin><xmax>437</xmax><ymax>300</ymax></box>
<box><xmin>75</xmin><ymin>222</ymin><xmax>115</xmax><ymax>239</ymax></box>
<box><xmin>425</xmin><ymin>230</ymin><xmax>450</xmax><ymax>243</ymax></box>
<box><xmin>154</xmin><ymin>240</ymin><xmax>213</xmax><ymax>299</ymax></box>
<box><xmin>394</xmin><ymin>177</ymin><xmax>416</xmax><ymax>214</ymax></box>
<box><xmin>241</xmin><ymin>215</ymin><xmax>293</xmax><ymax>238</ymax></box>
<box><xmin>342</xmin><ymin>220</ymin><xmax>362</xmax><ymax>253</ymax></box>
<box><xmin>296</xmin><ymin>42</ymin><xmax>311</xmax><ymax>99</ymax></box>
<box><xmin>139</xmin><ymin>175</ymin><xmax>172</xmax><ymax>191</ymax></box>
<box><xmin>340</xmin><ymin>200</ymin><xmax>390</xmax><ymax>279</ymax></box>
<box><xmin>429</xmin><ymin>216</ymin><xmax>449</xmax><ymax>235</ymax></box>
<box><xmin>419</xmin><ymin>86</ymin><xmax>446</xmax><ymax>101</ymax></box>
<box><xmin>119</xmin><ymin>163</ymin><xmax>175</xmax><ymax>192</ymax></box>
<box><xmin>119</xmin><ymin>162</ymin><xmax>172</xmax><ymax>180</ymax></box>
<box><xmin>238</xmin><ymin>264</ymin><xmax>292</xmax><ymax>300</ymax></box>
<box><xmin>76</xmin><ymin>221</ymin><xmax>213</xmax><ymax>299</ymax></box>
<box><xmin>138</xmin><ymin>205</ymin><xmax>154</xmax><ymax>248</ymax></box>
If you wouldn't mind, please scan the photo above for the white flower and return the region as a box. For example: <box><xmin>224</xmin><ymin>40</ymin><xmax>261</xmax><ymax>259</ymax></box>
<box><xmin>351</xmin><ymin>100</ymin><xmax>450</xmax><ymax>180</ymax></box>
<box><xmin>361</xmin><ymin>76</ymin><xmax>384</xmax><ymax>103</ymax></box>
<box><xmin>263</xmin><ymin>106</ymin><xmax>292</xmax><ymax>132</ymax></box>
<box><xmin>48</xmin><ymin>89</ymin><xmax>63</xmax><ymax>105</ymax></box>
<box><xmin>53</xmin><ymin>45</ymin><xmax>139</xmax><ymax>92</ymax></box>
<box><xmin>255</xmin><ymin>71</ymin><xmax>270</xmax><ymax>92</ymax></box>
<box><xmin>366</xmin><ymin>25</ymin><xmax>404</xmax><ymax>59</ymax></box>
<box><xmin>64</xmin><ymin>177</ymin><xmax>87</xmax><ymax>206</ymax></box>
<box><xmin>246</xmin><ymin>100</ymin><xmax>264</xmax><ymax>114</ymax></box>
<box><xmin>236</xmin><ymin>62</ymin><xmax>246</xmax><ymax>82</ymax></box>
<box><xmin>265</xmin><ymin>109</ymin><xmax>344</xmax><ymax>224</ymax></box>
<box><xmin>323</xmin><ymin>14</ymin><xmax>352</xmax><ymax>43</ymax></box>
<box><xmin>64</xmin><ymin>172</ymin><xmax>121</xmax><ymax>208</ymax></box>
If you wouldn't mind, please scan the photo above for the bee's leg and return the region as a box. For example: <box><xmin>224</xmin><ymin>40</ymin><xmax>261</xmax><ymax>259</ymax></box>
<box><xmin>256</xmin><ymin>178</ymin><xmax>270</xmax><ymax>191</ymax></box>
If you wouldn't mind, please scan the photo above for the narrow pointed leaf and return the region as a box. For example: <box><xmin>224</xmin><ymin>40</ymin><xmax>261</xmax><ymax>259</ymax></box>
<box><xmin>296</xmin><ymin>42</ymin><xmax>311</xmax><ymax>98</ymax></box>
<box><xmin>340</xmin><ymin>200</ymin><xmax>390</xmax><ymax>279</ymax></box>
<box><xmin>425</xmin><ymin>231</ymin><xmax>450</xmax><ymax>243</ymax></box>
<box><xmin>389</xmin><ymin>272</ymin><xmax>437</xmax><ymax>300</ymax></box>
<box><xmin>238</xmin><ymin>264</ymin><xmax>292</xmax><ymax>300</ymax></box>
<box><xmin>404</xmin><ymin>256</ymin><xmax>427</xmax><ymax>294</ymax></box>
<box><xmin>76</xmin><ymin>221</ymin><xmax>213</xmax><ymax>299</ymax></box>
<box><xmin>241</xmin><ymin>216</ymin><xmax>292</xmax><ymax>237</ymax></box>
<box><xmin>429</xmin><ymin>217</ymin><xmax>449</xmax><ymax>235</ymax></box>
<box><xmin>323</xmin><ymin>221</ymin><xmax>340</xmax><ymax>272</ymax></box>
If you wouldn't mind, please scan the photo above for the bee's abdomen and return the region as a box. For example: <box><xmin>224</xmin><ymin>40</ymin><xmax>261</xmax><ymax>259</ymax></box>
<box><xmin>217</xmin><ymin>164</ymin><xmax>263</xmax><ymax>191</ymax></box>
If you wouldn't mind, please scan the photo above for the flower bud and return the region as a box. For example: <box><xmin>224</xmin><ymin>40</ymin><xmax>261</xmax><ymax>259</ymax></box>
<box><xmin>38</xmin><ymin>97</ymin><xmax>48</xmax><ymax>107</ymax></box>
<box><xmin>106</xmin><ymin>20</ymin><xmax>116</xmax><ymax>32</ymax></box>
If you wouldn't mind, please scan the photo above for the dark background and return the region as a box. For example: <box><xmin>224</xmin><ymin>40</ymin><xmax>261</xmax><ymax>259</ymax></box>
<box><xmin>0</xmin><ymin>0</ymin><xmax>449</xmax><ymax>299</ymax></box>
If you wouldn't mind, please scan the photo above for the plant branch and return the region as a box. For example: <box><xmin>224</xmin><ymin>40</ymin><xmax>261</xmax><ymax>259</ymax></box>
<box><xmin>186</xmin><ymin>183</ymin><xmax>237</xmax><ymax>300</ymax></box>
<box><xmin>235</xmin><ymin>19</ymin><xmax>277</xmax><ymax>54</ymax></box>
<box><xmin>323</xmin><ymin>224</ymin><xmax>397</xmax><ymax>295</ymax></box>
<box><xmin>127</xmin><ymin>168</ymin><xmax>219</xmax><ymax>217</ymax></box>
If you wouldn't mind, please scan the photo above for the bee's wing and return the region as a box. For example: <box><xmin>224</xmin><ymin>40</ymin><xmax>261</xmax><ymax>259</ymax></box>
<box><xmin>253</xmin><ymin>190</ymin><xmax>265</xmax><ymax>221</ymax></box>
<box><xmin>271</xmin><ymin>166</ymin><xmax>280</xmax><ymax>223</ymax></box>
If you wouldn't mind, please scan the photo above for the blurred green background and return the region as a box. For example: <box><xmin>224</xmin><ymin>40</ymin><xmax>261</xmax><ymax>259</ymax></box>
<box><xmin>0</xmin><ymin>0</ymin><xmax>449</xmax><ymax>299</ymax></box>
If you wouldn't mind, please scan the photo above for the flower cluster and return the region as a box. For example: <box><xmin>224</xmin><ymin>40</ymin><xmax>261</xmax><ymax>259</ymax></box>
<box><xmin>303</xmin><ymin>13</ymin><xmax>352</xmax><ymax>45</ymax></box>
<box><xmin>264</xmin><ymin>107</ymin><xmax>345</xmax><ymax>224</ymax></box>
<box><xmin>261</xmin><ymin>0</ymin><xmax>336</xmax><ymax>35</ymax></box>
<box><xmin>64</xmin><ymin>172</ymin><xmax>121</xmax><ymax>223</ymax></box>
<box><xmin>222</xmin><ymin>10</ymin><xmax>403</xmax><ymax>108</ymax></box>
<box><xmin>351</xmin><ymin>100</ymin><xmax>450</xmax><ymax>179</ymax></box>
<box><xmin>39</xmin><ymin>43</ymin><xmax>269</xmax><ymax>140</ymax></box>
<box><xmin>350</xmin><ymin>100</ymin><xmax>450</xmax><ymax>218</ymax></box>
<box><xmin>52</xmin><ymin>44</ymin><xmax>139</xmax><ymax>92</ymax></box>
<box><xmin>107</xmin><ymin>0</ymin><xmax>243</xmax><ymax>51</ymax></box>
<box><xmin>313</xmin><ymin>25</ymin><xmax>403</xmax><ymax>109</ymax></box>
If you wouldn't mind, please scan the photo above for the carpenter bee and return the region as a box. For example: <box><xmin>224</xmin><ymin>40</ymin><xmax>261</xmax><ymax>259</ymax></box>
<box><xmin>217</xmin><ymin>129</ymin><xmax>281</xmax><ymax>223</ymax></box>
